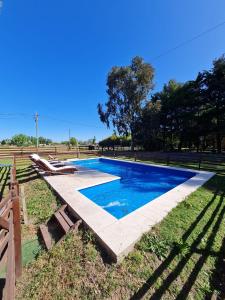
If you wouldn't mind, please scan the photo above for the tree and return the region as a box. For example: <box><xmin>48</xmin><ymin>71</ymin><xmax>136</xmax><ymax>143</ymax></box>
<box><xmin>134</xmin><ymin>100</ymin><xmax>162</xmax><ymax>150</ymax></box>
<box><xmin>1</xmin><ymin>139</ymin><xmax>6</xmax><ymax>145</ymax></box>
<box><xmin>11</xmin><ymin>134</ymin><xmax>29</xmax><ymax>146</ymax></box>
<box><xmin>70</xmin><ymin>137</ymin><xmax>78</xmax><ymax>147</ymax></box>
<box><xmin>99</xmin><ymin>133</ymin><xmax>131</xmax><ymax>150</ymax></box>
<box><xmin>98</xmin><ymin>56</ymin><xmax>154</xmax><ymax>150</ymax></box>
<box><xmin>1</xmin><ymin>139</ymin><xmax>11</xmax><ymax>145</ymax></box>
<box><xmin>197</xmin><ymin>55</ymin><xmax>225</xmax><ymax>152</ymax></box>
<box><xmin>151</xmin><ymin>80</ymin><xmax>184</xmax><ymax>150</ymax></box>
<box><xmin>39</xmin><ymin>136</ymin><xmax>52</xmax><ymax>145</ymax></box>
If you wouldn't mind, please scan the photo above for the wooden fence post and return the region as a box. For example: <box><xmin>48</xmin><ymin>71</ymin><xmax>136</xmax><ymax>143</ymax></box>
<box><xmin>10</xmin><ymin>159</ymin><xmax>22</xmax><ymax>279</ymax></box>
<box><xmin>12</xmin><ymin>193</ymin><xmax>22</xmax><ymax>278</ymax></box>
<box><xmin>21</xmin><ymin>185</ymin><xmax>28</xmax><ymax>225</ymax></box>
<box><xmin>13</xmin><ymin>155</ymin><xmax>16</xmax><ymax>168</ymax></box>
<box><xmin>4</xmin><ymin>211</ymin><xmax>15</xmax><ymax>300</ymax></box>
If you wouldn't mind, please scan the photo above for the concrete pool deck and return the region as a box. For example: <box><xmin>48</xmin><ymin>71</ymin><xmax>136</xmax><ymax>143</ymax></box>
<box><xmin>43</xmin><ymin>158</ymin><xmax>215</xmax><ymax>262</ymax></box>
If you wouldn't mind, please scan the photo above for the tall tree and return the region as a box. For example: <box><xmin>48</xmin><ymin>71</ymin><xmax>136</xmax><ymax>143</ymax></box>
<box><xmin>98</xmin><ymin>56</ymin><xmax>154</xmax><ymax>150</ymax></box>
<box><xmin>151</xmin><ymin>80</ymin><xmax>183</xmax><ymax>150</ymax></box>
<box><xmin>198</xmin><ymin>55</ymin><xmax>225</xmax><ymax>152</ymax></box>
<box><xmin>11</xmin><ymin>134</ymin><xmax>29</xmax><ymax>146</ymax></box>
<box><xmin>134</xmin><ymin>100</ymin><xmax>162</xmax><ymax>150</ymax></box>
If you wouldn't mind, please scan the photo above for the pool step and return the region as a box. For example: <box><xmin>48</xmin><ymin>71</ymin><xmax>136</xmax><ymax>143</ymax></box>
<box><xmin>39</xmin><ymin>204</ymin><xmax>82</xmax><ymax>250</ymax></box>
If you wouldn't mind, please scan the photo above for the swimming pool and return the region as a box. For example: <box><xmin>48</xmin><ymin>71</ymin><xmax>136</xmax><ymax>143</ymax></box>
<box><xmin>73</xmin><ymin>158</ymin><xmax>196</xmax><ymax>219</ymax></box>
<box><xmin>44</xmin><ymin>158</ymin><xmax>213</xmax><ymax>261</ymax></box>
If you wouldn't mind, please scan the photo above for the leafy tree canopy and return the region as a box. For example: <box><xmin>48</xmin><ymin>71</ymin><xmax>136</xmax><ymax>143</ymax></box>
<box><xmin>134</xmin><ymin>54</ymin><xmax>225</xmax><ymax>152</ymax></box>
<box><xmin>99</xmin><ymin>134</ymin><xmax>131</xmax><ymax>149</ymax></box>
<box><xmin>69</xmin><ymin>137</ymin><xmax>78</xmax><ymax>147</ymax></box>
<box><xmin>98</xmin><ymin>56</ymin><xmax>154</xmax><ymax>149</ymax></box>
<box><xmin>11</xmin><ymin>134</ymin><xmax>29</xmax><ymax>146</ymax></box>
<box><xmin>4</xmin><ymin>134</ymin><xmax>52</xmax><ymax>146</ymax></box>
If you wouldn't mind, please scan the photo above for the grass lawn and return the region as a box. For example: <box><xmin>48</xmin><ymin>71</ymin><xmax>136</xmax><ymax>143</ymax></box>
<box><xmin>1</xmin><ymin>156</ymin><xmax>224</xmax><ymax>299</ymax></box>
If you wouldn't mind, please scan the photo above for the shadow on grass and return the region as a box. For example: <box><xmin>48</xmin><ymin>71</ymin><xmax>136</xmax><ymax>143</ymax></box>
<box><xmin>16</xmin><ymin>168</ymin><xmax>39</xmax><ymax>184</ymax></box>
<box><xmin>130</xmin><ymin>184</ymin><xmax>225</xmax><ymax>300</ymax></box>
<box><xmin>0</xmin><ymin>167</ymin><xmax>10</xmax><ymax>199</ymax></box>
<box><xmin>0</xmin><ymin>166</ymin><xmax>38</xmax><ymax>199</ymax></box>
<box><xmin>207</xmin><ymin>237</ymin><xmax>225</xmax><ymax>299</ymax></box>
<box><xmin>16</xmin><ymin>166</ymin><xmax>33</xmax><ymax>174</ymax></box>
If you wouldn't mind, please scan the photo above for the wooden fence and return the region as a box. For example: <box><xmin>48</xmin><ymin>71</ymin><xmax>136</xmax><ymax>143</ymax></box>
<box><xmin>0</xmin><ymin>145</ymin><xmax>83</xmax><ymax>157</ymax></box>
<box><xmin>0</xmin><ymin>145</ymin><xmax>99</xmax><ymax>167</ymax></box>
<box><xmin>102</xmin><ymin>150</ymin><xmax>225</xmax><ymax>171</ymax></box>
<box><xmin>0</xmin><ymin>157</ymin><xmax>22</xmax><ymax>300</ymax></box>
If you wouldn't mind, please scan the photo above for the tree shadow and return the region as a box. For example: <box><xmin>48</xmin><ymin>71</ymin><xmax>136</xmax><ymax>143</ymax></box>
<box><xmin>175</xmin><ymin>198</ymin><xmax>225</xmax><ymax>300</ymax></box>
<box><xmin>130</xmin><ymin>189</ymin><xmax>225</xmax><ymax>300</ymax></box>
<box><xmin>207</xmin><ymin>238</ymin><xmax>225</xmax><ymax>299</ymax></box>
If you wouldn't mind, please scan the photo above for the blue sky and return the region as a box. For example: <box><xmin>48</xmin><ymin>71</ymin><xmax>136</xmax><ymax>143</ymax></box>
<box><xmin>0</xmin><ymin>0</ymin><xmax>225</xmax><ymax>142</ymax></box>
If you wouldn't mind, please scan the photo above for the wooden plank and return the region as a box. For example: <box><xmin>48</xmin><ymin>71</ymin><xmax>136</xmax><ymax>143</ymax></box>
<box><xmin>0</xmin><ymin>217</ymin><xmax>9</xmax><ymax>230</ymax></box>
<box><xmin>0</xmin><ymin>244</ymin><xmax>8</xmax><ymax>271</ymax></box>
<box><xmin>3</xmin><ymin>211</ymin><xmax>15</xmax><ymax>300</ymax></box>
<box><xmin>59</xmin><ymin>210</ymin><xmax>74</xmax><ymax>228</ymax></box>
<box><xmin>1</xmin><ymin>203</ymin><xmax>12</xmax><ymax>219</ymax></box>
<box><xmin>0</xmin><ymin>229</ymin><xmax>7</xmax><ymax>241</ymax></box>
<box><xmin>0</xmin><ymin>233</ymin><xmax>9</xmax><ymax>257</ymax></box>
<box><xmin>20</xmin><ymin>185</ymin><xmax>28</xmax><ymax>225</ymax></box>
<box><xmin>0</xmin><ymin>196</ymin><xmax>11</xmax><ymax>210</ymax></box>
<box><xmin>39</xmin><ymin>225</ymin><xmax>52</xmax><ymax>250</ymax></box>
<box><xmin>12</xmin><ymin>196</ymin><xmax>22</xmax><ymax>278</ymax></box>
<box><xmin>54</xmin><ymin>211</ymin><xmax>70</xmax><ymax>233</ymax></box>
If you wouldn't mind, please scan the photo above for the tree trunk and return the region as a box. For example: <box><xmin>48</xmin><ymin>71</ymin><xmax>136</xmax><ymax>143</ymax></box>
<box><xmin>196</xmin><ymin>137</ymin><xmax>200</xmax><ymax>153</ymax></box>
<box><xmin>131</xmin><ymin>139</ymin><xmax>134</xmax><ymax>152</ymax></box>
<box><xmin>162</xmin><ymin>128</ymin><xmax>166</xmax><ymax>151</ymax></box>
<box><xmin>178</xmin><ymin>136</ymin><xmax>183</xmax><ymax>152</ymax></box>
<box><xmin>130</xmin><ymin>131</ymin><xmax>134</xmax><ymax>152</ymax></box>
<box><xmin>178</xmin><ymin>140</ymin><xmax>183</xmax><ymax>152</ymax></box>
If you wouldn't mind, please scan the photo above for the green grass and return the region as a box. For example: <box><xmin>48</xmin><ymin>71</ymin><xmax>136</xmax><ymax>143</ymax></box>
<box><xmin>0</xmin><ymin>162</ymin><xmax>11</xmax><ymax>198</ymax></box>
<box><xmin>25</xmin><ymin>178</ymin><xmax>60</xmax><ymax>224</ymax></box>
<box><xmin>12</xmin><ymin>157</ymin><xmax>225</xmax><ymax>299</ymax></box>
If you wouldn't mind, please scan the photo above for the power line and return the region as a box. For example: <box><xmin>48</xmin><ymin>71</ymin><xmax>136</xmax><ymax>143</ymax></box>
<box><xmin>0</xmin><ymin>112</ymin><xmax>104</xmax><ymax>129</ymax></box>
<box><xmin>152</xmin><ymin>20</ymin><xmax>225</xmax><ymax>61</ymax></box>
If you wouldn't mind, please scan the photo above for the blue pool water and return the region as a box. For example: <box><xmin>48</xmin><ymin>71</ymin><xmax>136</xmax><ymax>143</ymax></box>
<box><xmin>72</xmin><ymin>158</ymin><xmax>195</xmax><ymax>219</ymax></box>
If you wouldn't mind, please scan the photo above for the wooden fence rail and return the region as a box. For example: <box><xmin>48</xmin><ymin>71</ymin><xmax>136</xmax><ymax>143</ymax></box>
<box><xmin>0</xmin><ymin>159</ymin><xmax>22</xmax><ymax>300</ymax></box>
<box><xmin>0</xmin><ymin>145</ymin><xmax>93</xmax><ymax>158</ymax></box>
<box><xmin>102</xmin><ymin>150</ymin><xmax>225</xmax><ymax>171</ymax></box>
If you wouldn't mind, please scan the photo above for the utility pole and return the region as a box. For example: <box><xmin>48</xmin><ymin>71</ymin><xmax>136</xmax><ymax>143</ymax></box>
<box><xmin>34</xmin><ymin>112</ymin><xmax>39</xmax><ymax>150</ymax></box>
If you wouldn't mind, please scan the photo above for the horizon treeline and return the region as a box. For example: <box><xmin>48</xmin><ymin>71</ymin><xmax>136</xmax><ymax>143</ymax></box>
<box><xmin>0</xmin><ymin>134</ymin><xmax>97</xmax><ymax>147</ymax></box>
